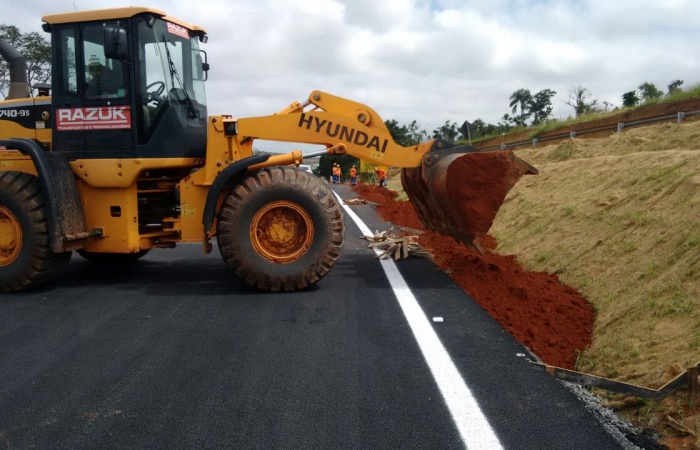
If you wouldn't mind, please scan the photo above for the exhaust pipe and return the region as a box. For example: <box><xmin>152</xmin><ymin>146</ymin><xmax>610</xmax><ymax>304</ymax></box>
<box><xmin>0</xmin><ymin>38</ymin><xmax>29</xmax><ymax>100</ymax></box>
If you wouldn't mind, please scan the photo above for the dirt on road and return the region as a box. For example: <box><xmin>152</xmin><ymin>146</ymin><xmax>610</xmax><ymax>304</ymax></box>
<box><xmin>353</xmin><ymin>183</ymin><xmax>594</xmax><ymax>369</ymax></box>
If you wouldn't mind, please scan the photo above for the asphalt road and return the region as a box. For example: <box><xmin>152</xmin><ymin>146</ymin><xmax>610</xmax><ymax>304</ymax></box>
<box><xmin>0</xmin><ymin>184</ymin><xmax>633</xmax><ymax>449</ymax></box>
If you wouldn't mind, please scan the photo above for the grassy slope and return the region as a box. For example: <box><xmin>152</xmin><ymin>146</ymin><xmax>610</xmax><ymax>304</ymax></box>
<box><xmin>490</xmin><ymin>121</ymin><xmax>700</xmax><ymax>387</ymax></box>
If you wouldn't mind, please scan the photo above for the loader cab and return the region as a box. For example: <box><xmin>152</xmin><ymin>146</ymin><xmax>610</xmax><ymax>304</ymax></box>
<box><xmin>43</xmin><ymin>8</ymin><xmax>208</xmax><ymax>159</ymax></box>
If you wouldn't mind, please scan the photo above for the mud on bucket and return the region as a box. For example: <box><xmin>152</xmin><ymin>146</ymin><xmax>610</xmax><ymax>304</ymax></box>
<box><xmin>401</xmin><ymin>141</ymin><xmax>537</xmax><ymax>252</ymax></box>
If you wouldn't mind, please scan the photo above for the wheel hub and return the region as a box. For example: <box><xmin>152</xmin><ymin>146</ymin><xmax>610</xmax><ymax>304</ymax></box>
<box><xmin>0</xmin><ymin>206</ymin><xmax>22</xmax><ymax>266</ymax></box>
<box><xmin>250</xmin><ymin>200</ymin><xmax>314</xmax><ymax>263</ymax></box>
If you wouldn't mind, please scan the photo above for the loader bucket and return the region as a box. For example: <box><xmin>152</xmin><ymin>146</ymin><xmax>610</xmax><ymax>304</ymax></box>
<box><xmin>401</xmin><ymin>141</ymin><xmax>537</xmax><ymax>252</ymax></box>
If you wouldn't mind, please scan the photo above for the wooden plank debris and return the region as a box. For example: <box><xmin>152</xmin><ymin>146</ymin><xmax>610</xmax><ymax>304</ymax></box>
<box><xmin>667</xmin><ymin>415</ymin><xmax>696</xmax><ymax>437</ymax></box>
<box><xmin>361</xmin><ymin>228</ymin><xmax>430</xmax><ymax>260</ymax></box>
<box><xmin>343</xmin><ymin>197</ymin><xmax>379</xmax><ymax>206</ymax></box>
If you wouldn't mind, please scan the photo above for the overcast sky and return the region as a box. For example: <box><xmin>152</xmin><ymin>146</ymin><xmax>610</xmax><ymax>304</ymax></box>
<box><xmin>5</xmin><ymin>0</ymin><xmax>700</xmax><ymax>135</ymax></box>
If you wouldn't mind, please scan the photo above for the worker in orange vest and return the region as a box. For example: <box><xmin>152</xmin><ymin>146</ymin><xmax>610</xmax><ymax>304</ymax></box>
<box><xmin>349</xmin><ymin>165</ymin><xmax>357</xmax><ymax>186</ymax></box>
<box><xmin>332</xmin><ymin>164</ymin><xmax>340</xmax><ymax>184</ymax></box>
<box><xmin>374</xmin><ymin>167</ymin><xmax>387</xmax><ymax>188</ymax></box>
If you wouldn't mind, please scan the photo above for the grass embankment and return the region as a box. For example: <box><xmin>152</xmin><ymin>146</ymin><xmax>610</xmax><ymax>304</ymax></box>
<box><xmin>491</xmin><ymin>121</ymin><xmax>699</xmax><ymax>387</ymax></box>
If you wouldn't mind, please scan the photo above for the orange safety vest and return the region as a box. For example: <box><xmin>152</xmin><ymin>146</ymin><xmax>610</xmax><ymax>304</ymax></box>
<box><xmin>349</xmin><ymin>168</ymin><xmax>357</xmax><ymax>177</ymax></box>
<box><xmin>376</xmin><ymin>169</ymin><xmax>386</xmax><ymax>180</ymax></box>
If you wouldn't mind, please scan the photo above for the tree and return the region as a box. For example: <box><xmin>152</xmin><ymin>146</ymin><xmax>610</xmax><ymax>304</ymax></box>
<box><xmin>667</xmin><ymin>79</ymin><xmax>684</xmax><ymax>96</ymax></box>
<box><xmin>565</xmin><ymin>85</ymin><xmax>597</xmax><ymax>118</ymax></box>
<box><xmin>499</xmin><ymin>113</ymin><xmax>515</xmax><ymax>131</ymax></box>
<box><xmin>385</xmin><ymin>120</ymin><xmax>410</xmax><ymax>146</ymax></box>
<box><xmin>456</xmin><ymin>118</ymin><xmax>499</xmax><ymax>140</ymax></box>
<box><xmin>528</xmin><ymin>89</ymin><xmax>556</xmax><ymax>125</ymax></box>
<box><xmin>404</xmin><ymin>120</ymin><xmax>429</xmax><ymax>146</ymax></box>
<box><xmin>468</xmin><ymin>119</ymin><xmax>491</xmax><ymax>138</ymax></box>
<box><xmin>638</xmin><ymin>82</ymin><xmax>663</xmax><ymax>102</ymax></box>
<box><xmin>622</xmin><ymin>91</ymin><xmax>640</xmax><ymax>108</ymax></box>
<box><xmin>384</xmin><ymin>119</ymin><xmax>428</xmax><ymax>147</ymax></box>
<box><xmin>509</xmin><ymin>89</ymin><xmax>532</xmax><ymax>126</ymax></box>
<box><xmin>0</xmin><ymin>25</ymin><xmax>52</xmax><ymax>98</ymax></box>
<box><xmin>432</xmin><ymin>120</ymin><xmax>459</xmax><ymax>141</ymax></box>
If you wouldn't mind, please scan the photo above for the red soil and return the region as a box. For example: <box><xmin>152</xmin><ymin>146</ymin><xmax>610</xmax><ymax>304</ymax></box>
<box><xmin>353</xmin><ymin>184</ymin><xmax>594</xmax><ymax>369</ymax></box>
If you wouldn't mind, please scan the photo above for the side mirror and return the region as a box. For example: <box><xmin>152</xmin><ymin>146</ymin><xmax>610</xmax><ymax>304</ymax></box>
<box><xmin>194</xmin><ymin>49</ymin><xmax>209</xmax><ymax>81</ymax></box>
<box><xmin>103</xmin><ymin>26</ymin><xmax>128</xmax><ymax>60</ymax></box>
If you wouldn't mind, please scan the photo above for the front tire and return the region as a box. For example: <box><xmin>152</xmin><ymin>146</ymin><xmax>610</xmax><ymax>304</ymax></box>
<box><xmin>0</xmin><ymin>172</ymin><xmax>72</xmax><ymax>292</ymax></box>
<box><xmin>217</xmin><ymin>166</ymin><xmax>344</xmax><ymax>291</ymax></box>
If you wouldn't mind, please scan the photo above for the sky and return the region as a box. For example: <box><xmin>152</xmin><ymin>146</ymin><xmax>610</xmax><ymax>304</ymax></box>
<box><xmin>4</xmin><ymin>0</ymin><xmax>700</xmax><ymax>138</ymax></box>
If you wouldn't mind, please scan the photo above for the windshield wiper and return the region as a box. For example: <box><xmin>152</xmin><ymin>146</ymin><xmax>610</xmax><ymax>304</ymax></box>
<box><xmin>161</xmin><ymin>36</ymin><xmax>198</xmax><ymax>119</ymax></box>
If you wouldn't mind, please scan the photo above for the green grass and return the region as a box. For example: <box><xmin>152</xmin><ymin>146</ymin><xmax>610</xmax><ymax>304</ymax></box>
<box><xmin>648</xmin><ymin>286</ymin><xmax>694</xmax><ymax>317</ymax></box>
<box><xmin>640</xmin><ymin>165</ymin><xmax>684</xmax><ymax>186</ymax></box>
<box><xmin>638</xmin><ymin>262</ymin><xmax>659</xmax><ymax>280</ymax></box>
<box><xmin>622</xmin><ymin>211</ymin><xmax>652</xmax><ymax>227</ymax></box>
<box><xmin>659</xmin><ymin>84</ymin><xmax>700</xmax><ymax>103</ymax></box>
<box><xmin>553</xmin><ymin>142</ymin><xmax>577</xmax><ymax>161</ymax></box>
<box><xmin>530</xmin><ymin>109</ymin><xmax>628</xmax><ymax>137</ymax></box>
<box><xmin>574</xmin><ymin>348</ymin><xmax>596</xmax><ymax>371</ymax></box>
<box><xmin>469</xmin><ymin>124</ymin><xmax>529</xmax><ymax>144</ymax></box>
<box><xmin>620</xmin><ymin>240</ymin><xmax>638</xmax><ymax>253</ymax></box>
<box><xmin>693</xmin><ymin>331</ymin><xmax>700</xmax><ymax>349</ymax></box>
<box><xmin>602</xmin><ymin>210</ymin><xmax>652</xmax><ymax>230</ymax></box>
<box><xmin>666</xmin><ymin>232</ymin><xmax>700</xmax><ymax>266</ymax></box>
<box><xmin>534</xmin><ymin>251</ymin><xmax>552</xmax><ymax>263</ymax></box>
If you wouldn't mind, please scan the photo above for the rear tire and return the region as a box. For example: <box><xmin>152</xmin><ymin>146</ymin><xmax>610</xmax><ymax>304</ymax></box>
<box><xmin>217</xmin><ymin>166</ymin><xmax>344</xmax><ymax>291</ymax></box>
<box><xmin>0</xmin><ymin>172</ymin><xmax>72</xmax><ymax>292</ymax></box>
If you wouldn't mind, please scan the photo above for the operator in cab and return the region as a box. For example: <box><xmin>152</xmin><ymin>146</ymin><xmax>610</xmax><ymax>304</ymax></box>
<box><xmin>85</xmin><ymin>55</ymin><xmax>123</xmax><ymax>98</ymax></box>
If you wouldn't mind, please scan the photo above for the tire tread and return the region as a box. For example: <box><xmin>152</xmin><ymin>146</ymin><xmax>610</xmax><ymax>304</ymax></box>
<box><xmin>217</xmin><ymin>166</ymin><xmax>343</xmax><ymax>292</ymax></box>
<box><xmin>0</xmin><ymin>172</ymin><xmax>71</xmax><ymax>292</ymax></box>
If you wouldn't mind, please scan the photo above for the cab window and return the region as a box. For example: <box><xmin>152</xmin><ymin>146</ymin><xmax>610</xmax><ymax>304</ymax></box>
<box><xmin>81</xmin><ymin>22</ymin><xmax>128</xmax><ymax>99</ymax></box>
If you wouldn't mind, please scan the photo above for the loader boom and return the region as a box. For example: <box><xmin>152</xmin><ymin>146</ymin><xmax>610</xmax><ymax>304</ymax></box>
<box><xmin>233</xmin><ymin>91</ymin><xmax>433</xmax><ymax>168</ymax></box>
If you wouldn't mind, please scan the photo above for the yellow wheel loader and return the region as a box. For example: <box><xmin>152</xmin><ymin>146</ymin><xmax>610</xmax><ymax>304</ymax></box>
<box><xmin>0</xmin><ymin>6</ymin><xmax>536</xmax><ymax>292</ymax></box>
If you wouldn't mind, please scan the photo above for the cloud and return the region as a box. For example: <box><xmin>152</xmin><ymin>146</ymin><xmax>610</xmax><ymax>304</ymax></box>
<box><xmin>4</xmin><ymin>0</ymin><xmax>700</xmax><ymax>133</ymax></box>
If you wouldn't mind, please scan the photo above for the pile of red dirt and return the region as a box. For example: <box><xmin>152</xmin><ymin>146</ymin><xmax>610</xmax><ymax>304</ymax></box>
<box><xmin>352</xmin><ymin>184</ymin><xmax>594</xmax><ymax>369</ymax></box>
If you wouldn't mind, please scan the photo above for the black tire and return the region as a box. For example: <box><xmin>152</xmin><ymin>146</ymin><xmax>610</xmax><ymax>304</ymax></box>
<box><xmin>0</xmin><ymin>172</ymin><xmax>72</xmax><ymax>292</ymax></box>
<box><xmin>217</xmin><ymin>166</ymin><xmax>344</xmax><ymax>292</ymax></box>
<box><xmin>77</xmin><ymin>249</ymin><xmax>150</xmax><ymax>265</ymax></box>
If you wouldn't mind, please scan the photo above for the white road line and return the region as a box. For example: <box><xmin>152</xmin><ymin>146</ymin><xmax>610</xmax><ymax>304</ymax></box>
<box><xmin>335</xmin><ymin>192</ymin><xmax>503</xmax><ymax>450</ymax></box>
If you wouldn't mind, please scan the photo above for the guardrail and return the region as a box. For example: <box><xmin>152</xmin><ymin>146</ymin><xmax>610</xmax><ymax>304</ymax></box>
<box><xmin>476</xmin><ymin>109</ymin><xmax>700</xmax><ymax>152</ymax></box>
